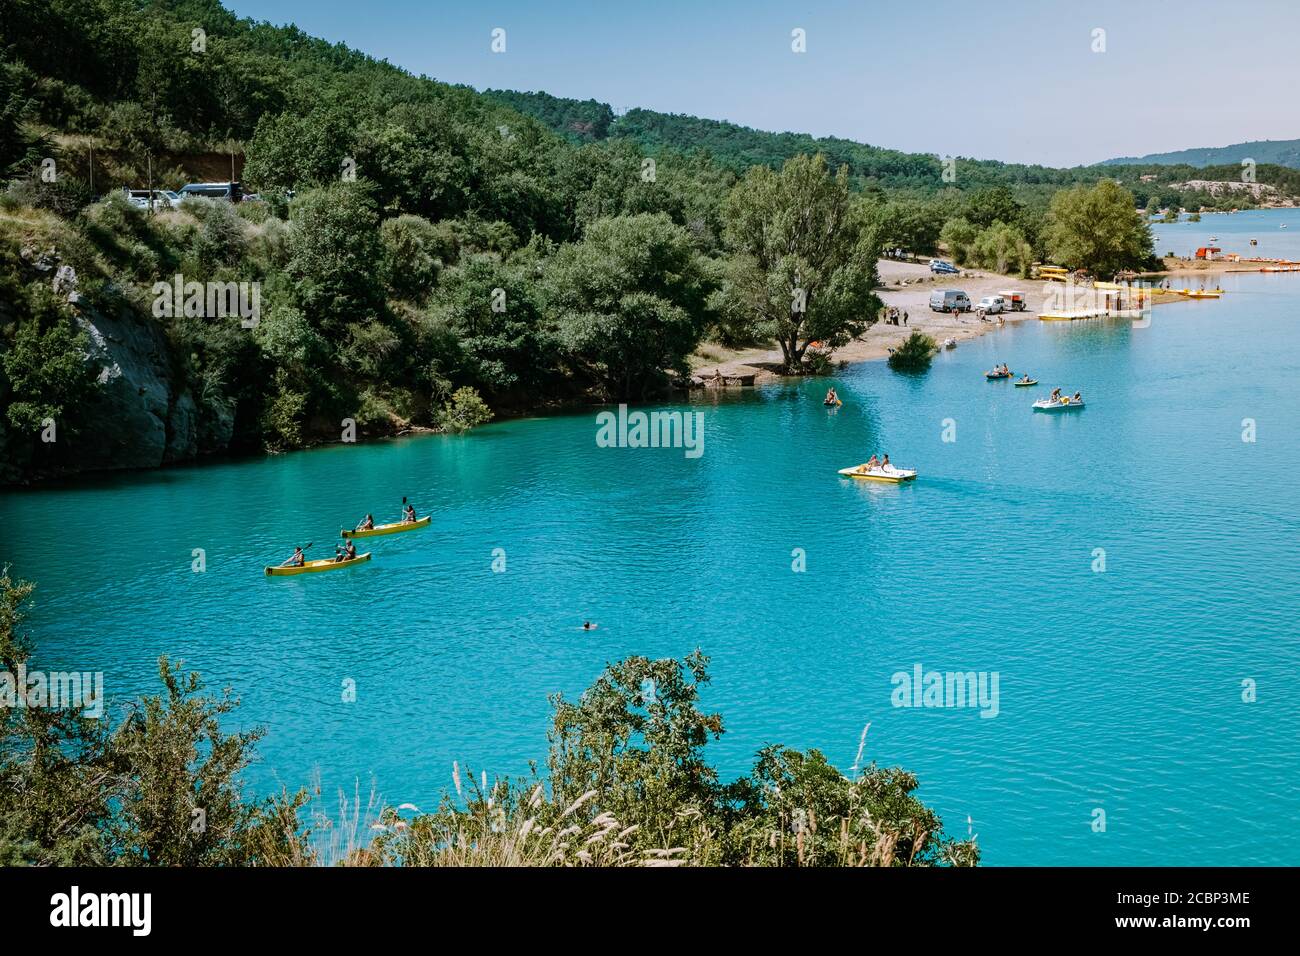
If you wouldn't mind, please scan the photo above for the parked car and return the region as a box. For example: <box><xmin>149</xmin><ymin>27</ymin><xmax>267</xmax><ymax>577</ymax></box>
<box><xmin>929</xmin><ymin>289</ymin><xmax>972</xmax><ymax>313</ymax></box>
<box><xmin>178</xmin><ymin>181</ymin><xmax>243</xmax><ymax>202</ymax></box>
<box><xmin>998</xmin><ymin>290</ymin><xmax>1028</xmax><ymax>311</ymax></box>
<box><xmin>929</xmin><ymin>258</ymin><xmax>959</xmax><ymax>275</ymax></box>
<box><xmin>976</xmin><ymin>295</ymin><xmax>1008</xmax><ymax>314</ymax></box>
<box><xmin>122</xmin><ymin>188</ymin><xmax>181</xmax><ymax>211</ymax></box>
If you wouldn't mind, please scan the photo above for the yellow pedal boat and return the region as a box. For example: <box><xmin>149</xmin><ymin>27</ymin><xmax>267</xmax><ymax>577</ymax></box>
<box><xmin>838</xmin><ymin>465</ymin><xmax>917</xmax><ymax>483</ymax></box>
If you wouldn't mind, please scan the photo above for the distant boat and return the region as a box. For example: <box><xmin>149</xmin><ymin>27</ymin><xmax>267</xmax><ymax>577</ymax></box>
<box><xmin>1209</xmin><ymin>236</ymin><xmax>1217</xmax><ymax>242</ymax></box>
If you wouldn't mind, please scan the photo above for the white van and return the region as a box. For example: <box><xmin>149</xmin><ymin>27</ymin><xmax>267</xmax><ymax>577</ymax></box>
<box><xmin>929</xmin><ymin>289</ymin><xmax>971</xmax><ymax>313</ymax></box>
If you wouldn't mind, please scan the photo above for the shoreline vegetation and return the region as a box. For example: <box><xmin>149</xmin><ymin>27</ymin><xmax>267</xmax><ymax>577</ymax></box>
<box><xmin>5</xmin><ymin>1</ymin><xmax>1300</xmax><ymax>486</ymax></box>
<box><xmin>0</xmin><ymin>571</ymin><xmax>978</xmax><ymax>867</ymax></box>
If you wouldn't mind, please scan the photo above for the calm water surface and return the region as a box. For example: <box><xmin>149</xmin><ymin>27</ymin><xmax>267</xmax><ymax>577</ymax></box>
<box><xmin>4</xmin><ymin>212</ymin><xmax>1298</xmax><ymax>865</ymax></box>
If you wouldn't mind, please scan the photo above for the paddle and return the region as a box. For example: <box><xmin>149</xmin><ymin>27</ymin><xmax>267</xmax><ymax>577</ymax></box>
<box><xmin>280</xmin><ymin>542</ymin><xmax>312</xmax><ymax>567</ymax></box>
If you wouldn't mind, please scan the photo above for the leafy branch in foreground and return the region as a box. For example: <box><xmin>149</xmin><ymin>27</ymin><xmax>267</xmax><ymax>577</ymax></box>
<box><xmin>376</xmin><ymin>651</ymin><xmax>978</xmax><ymax>867</ymax></box>
<box><xmin>2</xmin><ymin>574</ymin><xmax>976</xmax><ymax>866</ymax></box>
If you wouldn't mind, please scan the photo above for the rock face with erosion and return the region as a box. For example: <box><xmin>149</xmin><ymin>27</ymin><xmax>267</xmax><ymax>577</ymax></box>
<box><xmin>19</xmin><ymin>258</ymin><xmax>216</xmax><ymax>479</ymax></box>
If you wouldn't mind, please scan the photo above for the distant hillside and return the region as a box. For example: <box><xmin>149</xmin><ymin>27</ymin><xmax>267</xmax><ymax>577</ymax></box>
<box><xmin>1104</xmin><ymin>139</ymin><xmax>1300</xmax><ymax>170</ymax></box>
<box><xmin>485</xmin><ymin>91</ymin><xmax>1300</xmax><ymax>205</ymax></box>
<box><xmin>486</xmin><ymin>92</ymin><xmax>1085</xmax><ymax>195</ymax></box>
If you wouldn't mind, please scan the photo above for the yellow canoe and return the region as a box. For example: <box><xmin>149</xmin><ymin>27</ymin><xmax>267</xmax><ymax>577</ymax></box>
<box><xmin>1182</xmin><ymin>289</ymin><xmax>1223</xmax><ymax>299</ymax></box>
<box><xmin>341</xmin><ymin>515</ymin><xmax>431</xmax><ymax>538</ymax></box>
<box><xmin>265</xmin><ymin>552</ymin><xmax>372</xmax><ymax>576</ymax></box>
<box><xmin>838</xmin><ymin>465</ymin><xmax>917</xmax><ymax>483</ymax></box>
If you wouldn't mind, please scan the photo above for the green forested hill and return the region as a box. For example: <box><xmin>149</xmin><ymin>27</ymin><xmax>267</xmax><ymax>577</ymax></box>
<box><xmin>485</xmin><ymin>91</ymin><xmax>1300</xmax><ymax>203</ymax></box>
<box><xmin>0</xmin><ymin>0</ymin><xmax>1284</xmax><ymax>484</ymax></box>
<box><xmin>1104</xmin><ymin>139</ymin><xmax>1300</xmax><ymax>170</ymax></box>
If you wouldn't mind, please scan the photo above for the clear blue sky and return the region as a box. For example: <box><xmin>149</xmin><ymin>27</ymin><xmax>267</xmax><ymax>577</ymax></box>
<box><xmin>222</xmin><ymin>0</ymin><xmax>1300</xmax><ymax>167</ymax></box>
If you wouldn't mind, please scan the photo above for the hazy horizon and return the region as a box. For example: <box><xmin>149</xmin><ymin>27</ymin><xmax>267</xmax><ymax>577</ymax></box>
<box><xmin>220</xmin><ymin>0</ymin><xmax>1299</xmax><ymax>167</ymax></box>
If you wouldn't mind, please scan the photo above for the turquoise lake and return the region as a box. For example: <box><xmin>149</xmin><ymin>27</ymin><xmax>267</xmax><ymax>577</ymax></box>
<box><xmin>4</xmin><ymin>209</ymin><xmax>1299</xmax><ymax>865</ymax></box>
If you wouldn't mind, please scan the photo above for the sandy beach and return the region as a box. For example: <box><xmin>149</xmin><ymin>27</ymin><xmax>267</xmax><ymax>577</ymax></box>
<box><xmin>689</xmin><ymin>260</ymin><xmax>1055</xmax><ymax>382</ymax></box>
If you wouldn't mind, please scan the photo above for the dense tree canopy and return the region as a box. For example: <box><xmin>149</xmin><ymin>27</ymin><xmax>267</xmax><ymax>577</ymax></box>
<box><xmin>1044</xmin><ymin>181</ymin><xmax>1155</xmax><ymax>276</ymax></box>
<box><xmin>722</xmin><ymin>155</ymin><xmax>880</xmax><ymax>370</ymax></box>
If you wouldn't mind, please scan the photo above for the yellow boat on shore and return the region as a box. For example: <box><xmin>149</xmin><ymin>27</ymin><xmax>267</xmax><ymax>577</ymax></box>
<box><xmin>1182</xmin><ymin>289</ymin><xmax>1223</xmax><ymax>299</ymax></box>
<box><xmin>341</xmin><ymin>515</ymin><xmax>431</xmax><ymax>538</ymax></box>
<box><xmin>265</xmin><ymin>552</ymin><xmax>372</xmax><ymax>576</ymax></box>
<box><xmin>1039</xmin><ymin>309</ymin><xmax>1110</xmax><ymax>321</ymax></box>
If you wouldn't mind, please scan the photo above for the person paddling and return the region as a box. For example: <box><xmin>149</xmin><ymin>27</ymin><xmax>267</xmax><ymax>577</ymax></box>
<box><xmin>356</xmin><ymin>513</ymin><xmax>375</xmax><ymax>531</ymax></box>
<box><xmin>401</xmin><ymin>497</ymin><xmax>416</xmax><ymax>523</ymax></box>
<box><xmin>281</xmin><ymin>546</ymin><xmax>306</xmax><ymax>568</ymax></box>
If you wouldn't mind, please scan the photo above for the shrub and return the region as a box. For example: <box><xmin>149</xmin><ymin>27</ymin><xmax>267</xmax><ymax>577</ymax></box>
<box><xmin>436</xmin><ymin>386</ymin><xmax>492</xmax><ymax>432</ymax></box>
<box><xmin>380</xmin><ymin>214</ymin><xmax>443</xmax><ymax>301</ymax></box>
<box><xmin>260</xmin><ymin>372</ymin><xmax>307</xmax><ymax>448</ymax></box>
<box><xmin>0</xmin><ymin>286</ymin><xmax>98</xmax><ymax>433</ymax></box>
<box><xmin>887</xmin><ymin>332</ymin><xmax>938</xmax><ymax>373</ymax></box>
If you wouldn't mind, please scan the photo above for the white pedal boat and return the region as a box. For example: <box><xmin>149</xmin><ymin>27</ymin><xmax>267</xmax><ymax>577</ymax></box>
<box><xmin>838</xmin><ymin>465</ymin><xmax>918</xmax><ymax>483</ymax></box>
<box><xmin>1032</xmin><ymin>398</ymin><xmax>1085</xmax><ymax>411</ymax></box>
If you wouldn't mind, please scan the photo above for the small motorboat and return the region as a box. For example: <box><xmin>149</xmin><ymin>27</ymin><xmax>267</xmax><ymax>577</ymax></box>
<box><xmin>985</xmin><ymin>370</ymin><xmax>1013</xmax><ymax>379</ymax></box>
<box><xmin>838</xmin><ymin>464</ymin><xmax>917</xmax><ymax>483</ymax></box>
<box><xmin>1014</xmin><ymin>378</ymin><xmax>1038</xmax><ymax>387</ymax></box>
<box><xmin>1032</xmin><ymin>397</ymin><xmax>1085</xmax><ymax>412</ymax></box>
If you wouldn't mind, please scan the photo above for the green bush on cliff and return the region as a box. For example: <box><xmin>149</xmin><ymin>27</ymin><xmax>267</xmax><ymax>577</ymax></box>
<box><xmin>436</xmin><ymin>386</ymin><xmax>493</xmax><ymax>432</ymax></box>
<box><xmin>0</xmin><ymin>285</ymin><xmax>98</xmax><ymax>434</ymax></box>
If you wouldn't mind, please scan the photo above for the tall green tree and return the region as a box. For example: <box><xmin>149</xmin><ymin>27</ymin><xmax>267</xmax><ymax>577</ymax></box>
<box><xmin>283</xmin><ymin>182</ymin><xmax>387</xmax><ymax>336</ymax></box>
<box><xmin>544</xmin><ymin>213</ymin><xmax>712</xmax><ymax>400</ymax></box>
<box><xmin>1044</xmin><ymin>180</ymin><xmax>1153</xmax><ymax>276</ymax></box>
<box><xmin>721</xmin><ymin>154</ymin><xmax>879</xmax><ymax>371</ymax></box>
